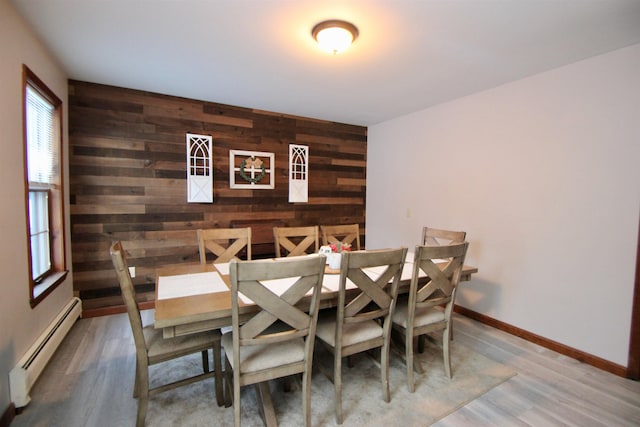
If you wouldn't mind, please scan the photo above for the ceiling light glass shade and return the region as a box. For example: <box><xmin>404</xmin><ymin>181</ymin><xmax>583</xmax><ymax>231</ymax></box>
<box><xmin>312</xmin><ymin>20</ymin><xmax>359</xmax><ymax>54</ymax></box>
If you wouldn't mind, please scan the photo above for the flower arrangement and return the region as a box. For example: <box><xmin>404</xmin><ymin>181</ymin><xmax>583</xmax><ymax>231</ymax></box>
<box><xmin>329</xmin><ymin>242</ymin><xmax>352</xmax><ymax>253</ymax></box>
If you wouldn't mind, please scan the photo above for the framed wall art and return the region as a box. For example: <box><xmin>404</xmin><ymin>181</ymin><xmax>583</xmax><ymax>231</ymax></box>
<box><xmin>229</xmin><ymin>149</ymin><xmax>275</xmax><ymax>189</ymax></box>
<box><xmin>186</xmin><ymin>133</ymin><xmax>213</xmax><ymax>203</ymax></box>
<box><xmin>289</xmin><ymin>144</ymin><xmax>308</xmax><ymax>203</ymax></box>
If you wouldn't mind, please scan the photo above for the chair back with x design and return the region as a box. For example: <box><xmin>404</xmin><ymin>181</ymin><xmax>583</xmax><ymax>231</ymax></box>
<box><xmin>321</xmin><ymin>223</ymin><xmax>361</xmax><ymax>250</ymax></box>
<box><xmin>410</xmin><ymin>242</ymin><xmax>468</xmax><ymax>310</ymax></box>
<box><xmin>421</xmin><ymin>227</ymin><xmax>466</xmax><ymax>246</ymax></box>
<box><xmin>198</xmin><ymin>227</ymin><xmax>251</xmax><ymax>264</ymax></box>
<box><xmin>273</xmin><ymin>226</ymin><xmax>319</xmax><ymax>257</ymax></box>
<box><xmin>231</xmin><ymin>257</ymin><xmax>324</xmax><ymax>347</ymax></box>
<box><xmin>341</xmin><ymin>251</ymin><xmax>404</xmax><ymax>326</ymax></box>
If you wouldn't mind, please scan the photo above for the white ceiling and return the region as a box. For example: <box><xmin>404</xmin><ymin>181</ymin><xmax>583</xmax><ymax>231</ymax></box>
<box><xmin>11</xmin><ymin>0</ymin><xmax>640</xmax><ymax>126</ymax></box>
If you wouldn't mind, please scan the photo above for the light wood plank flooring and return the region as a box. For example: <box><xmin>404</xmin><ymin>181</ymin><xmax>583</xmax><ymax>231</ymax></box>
<box><xmin>11</xmin><ymin>311</ymin><xmax>640</xmax><ymax>426</ymax></box>
<box><xmin>435</xmin><ymin>315</ymin><xmax>640</xmax><ymax>426</ymax></box>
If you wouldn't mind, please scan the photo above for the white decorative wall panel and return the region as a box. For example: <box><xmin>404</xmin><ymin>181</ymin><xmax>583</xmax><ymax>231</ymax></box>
<box><xmin>186</xmin><ymin>133</ymin><xmax>213</xmax><ymax>203</ymax></box>
<box><xmin>289</xmin><ymin>144</ymin><xmax>308</xmax><ymax>203</ymax></box>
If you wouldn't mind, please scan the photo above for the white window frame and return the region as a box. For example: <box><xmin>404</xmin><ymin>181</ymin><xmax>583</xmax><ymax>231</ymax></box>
<box><xmin>28</xmin><ymin>189</ymin><xmax>51</xmax><ymax>281</ymax></box>
<box><xmin>23</xmin><ymin>65</ymin><xmax>67</xmax><ymax>307</ymax></box>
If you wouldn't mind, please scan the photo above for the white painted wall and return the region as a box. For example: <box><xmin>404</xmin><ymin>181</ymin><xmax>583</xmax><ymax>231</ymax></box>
<box><xmin>367</xmin><ymin>43</ymin><xmax>640</xmax><ymax>366</ymax></box>
<box><xmin>0</xmin><ymin>0</ymin><xmax>72</xmax><ymax>412</ymax></box>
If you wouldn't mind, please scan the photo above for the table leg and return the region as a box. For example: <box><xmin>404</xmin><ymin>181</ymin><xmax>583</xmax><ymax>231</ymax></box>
<box><xmin>255</xmin><ymin>382</ymin><xmax>278</xmax><ymax>427</ymax></box>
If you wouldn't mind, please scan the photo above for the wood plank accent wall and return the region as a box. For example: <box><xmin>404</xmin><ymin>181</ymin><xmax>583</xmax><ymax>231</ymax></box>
<box><xmin>68</xmin><ymin>80</ymin><xmax>367</xmax><ymax>313</ymax></box>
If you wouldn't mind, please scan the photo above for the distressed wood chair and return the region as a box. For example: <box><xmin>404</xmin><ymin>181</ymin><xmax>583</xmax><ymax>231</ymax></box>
<box><xmin>391</xmin><ymin>242</ymin><xmax>469</xmax><ymax>392</ymax></box>
<box><xmin>273</xmin><ymin>225</ymin><xmax>319</xmax><ymax>257</ymax></box>
<box><xmin>222</xmin><ymin>255</ymin><xmax>326</xmax><ymax>427</ymax></box>
<box><xmin>421</xmin><ymin>227</ymin><xmax>467</xmax><ymax>341</ymax></box>
<box><xmin>422</xmin><ymin>227</ymin><xmax>466</xmax><ymax>246</ymax></box>
<box><xmin>320</xmin><ymin>223</ymin><xmax>361</xmax><ymax>251</ymax></box>
<box><xmin>315</xmin><ymin>247</ymin><xmax>407</xmax><ymax>424</ymax></box>
<box><xmin>110</xmin><ymin>242</ymin><xmax>223</xmax><ymax>427</ymax></box>
<box><xmin>197</xmin><ymin>227</ymin><xmax>251</xmax><ymax>264</ymax></box>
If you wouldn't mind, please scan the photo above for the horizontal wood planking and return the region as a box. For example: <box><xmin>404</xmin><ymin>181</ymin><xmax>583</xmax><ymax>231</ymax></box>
<box><xmin>69</xmin><ymin>81</ymin><xmax>367</xmax><ymax>313</ymax></box>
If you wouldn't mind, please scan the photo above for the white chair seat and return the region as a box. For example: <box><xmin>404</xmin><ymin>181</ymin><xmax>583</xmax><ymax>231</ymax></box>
<box><xmin>316</xmin><ymin>316</ymin><xmax>383</xmax><ymax>347</ymax></box>
<box><xmin>143</xmin><ymin>325</ymin><xmax>220</xmax><ymax>364</ymax></box>
<box><xmin>392</xmin><ymin>304</ymin><xmax>445</xmax><ymax>329</ymax></box>
<box><xmin>222</xmin><ymin>332</ymin><xmax>305</xmax><ymax>373</ymax></box>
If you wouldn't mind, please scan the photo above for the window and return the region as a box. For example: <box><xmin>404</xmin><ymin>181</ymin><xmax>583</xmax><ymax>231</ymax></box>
<box><xmin>23</xmin><ymin>65</ymin><xmax>67</xmax><ymax>306</ymax></box>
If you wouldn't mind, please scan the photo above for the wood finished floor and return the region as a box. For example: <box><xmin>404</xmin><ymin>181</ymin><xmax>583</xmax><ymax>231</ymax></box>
<box><xmin>12</xmin><ymin>311</ymin><xmax>640</xmax><ymax>426</ymax></box>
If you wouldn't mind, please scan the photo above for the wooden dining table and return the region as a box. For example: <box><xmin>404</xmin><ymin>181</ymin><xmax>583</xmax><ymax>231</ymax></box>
<box><xmin>155</xmin><ymin>257</ymin><xmax>478</xmax><ymax>338</ymax></box>
<box><xmin>154</xmin><ymin>255</ymin><xmax>477</xmax><ymax>426</ymax></box>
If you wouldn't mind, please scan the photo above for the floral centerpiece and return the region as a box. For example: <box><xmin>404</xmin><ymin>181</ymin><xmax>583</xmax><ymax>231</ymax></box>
<box><xmin>329</xmin><ymin>242</ymin><xmax>352</xmax><ymax>253</ymax></box>
<box><xmin>322</xmin><ymin>242</ymin><xmax>351</xmax><ymax>270</ymax></box>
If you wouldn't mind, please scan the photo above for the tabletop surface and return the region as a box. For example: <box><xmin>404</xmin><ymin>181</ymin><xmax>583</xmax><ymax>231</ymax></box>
<box><xmin>154</xmin><ymin>259</ymin><xmax>478</xmax><ymax>330</ymax></box>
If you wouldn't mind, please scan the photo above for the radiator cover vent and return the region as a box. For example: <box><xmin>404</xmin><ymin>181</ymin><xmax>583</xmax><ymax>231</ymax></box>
<box><xmin>10</xmin><ymin>297</ymin><xmax>82</xmax><ymax>408</ymax></box>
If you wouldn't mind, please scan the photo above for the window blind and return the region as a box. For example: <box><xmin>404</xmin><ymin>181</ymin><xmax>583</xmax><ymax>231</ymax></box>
<box><xmin>26</xmin><ymin>85</ymin><xmax>58</xmax><ymax>185</ymax></box>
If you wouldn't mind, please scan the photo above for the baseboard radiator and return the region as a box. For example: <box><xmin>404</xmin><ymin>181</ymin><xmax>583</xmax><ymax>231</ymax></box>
<box><xmin>10</xmin><ymin>297</ymin><xmax>82</xmax><ymax>408</ymax></box>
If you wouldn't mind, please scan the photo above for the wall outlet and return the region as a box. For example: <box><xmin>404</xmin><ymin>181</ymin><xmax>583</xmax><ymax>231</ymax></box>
<box><xmin>406</xmin><ymin>208</ymin><xmax>413</xmax><ymax>218</ymax></box>
<box><xmin>128</xmin><ymin>266</ymin><xmax>136</xmax><ymax>278</ymax></box>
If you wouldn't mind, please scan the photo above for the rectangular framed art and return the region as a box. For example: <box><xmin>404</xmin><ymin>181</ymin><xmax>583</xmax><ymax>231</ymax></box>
<box><xmin>229</xmin><ymin>149</ymin><xmax>275</xmax><ymax>189</ymax></box>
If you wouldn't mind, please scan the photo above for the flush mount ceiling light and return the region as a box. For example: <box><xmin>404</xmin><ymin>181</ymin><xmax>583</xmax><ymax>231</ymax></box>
<box><xmin>312</xmin><ymin>20</ymin><xmax>359</xmax><ymax>54</ymax></box>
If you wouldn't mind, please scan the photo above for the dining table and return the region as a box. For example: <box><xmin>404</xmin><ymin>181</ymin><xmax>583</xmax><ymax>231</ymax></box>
<box><xmin>155</xmin><ymin>255</ymin><xmax>478</xmax><ymax>339</ymax></box>
<box><xmin>153</xmin><ymin>254</ymin><xmax>478</xmax><ymax>426</ymax></box>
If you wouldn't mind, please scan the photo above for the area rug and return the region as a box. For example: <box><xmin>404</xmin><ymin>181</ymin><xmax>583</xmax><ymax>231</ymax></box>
<box><xmin>145</xmin><ymin>339</ymin><xmax>516</xmax><ymax>427</ymax></box>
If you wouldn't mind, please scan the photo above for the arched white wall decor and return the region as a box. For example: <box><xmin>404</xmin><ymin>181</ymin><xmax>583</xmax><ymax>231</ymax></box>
<box><xmin>289</xmin><ymin>144</ymin><xmax>309</xmax><ymax>203</ymax></box>
<box><xmin>229</xmin><ymin>149</ymin><xmax>275</xmax><ymax>189</ymax></box>
<box><xmin>186</xmin><ymin>133</ymin><xmax>213</xmax><ymax>203</ymax></box>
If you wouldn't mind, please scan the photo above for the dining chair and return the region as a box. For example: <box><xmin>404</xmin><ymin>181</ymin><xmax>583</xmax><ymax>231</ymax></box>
<box><xmin>320</xmin><ymin>223</ymin><xmax>361</xmax><ymax>251</ymax></box>
<box><xmin>197</xmin><ymin>227</ymin><xmax>251</xmax><ymax>264</ymax></box>
<box><xmin>222</xmin><ymin>255</ymin><xmax>326</xmax><ymax>427</ymax></box>
<box><xmin>421</xmin><ymin>227</ymin><xmax>466</xmax><ymax>341</ymax></box>
<box><xmin>110</xmin><ymin>241</ymin><xmax>223</xmax><ymax>427</ymax></box>
<box><xmin>315</xmin><ymin>247</ymin><xmax>407</xmax><ymax>424</ymax></box>
<box><xmin>273</xmin><ymin>225</ymin><xmax>319</xmax><ymax>257</ymax></box>
<box><xmin>422</xmin><ymin>226</ymin><xmax>466</xmax><ymax>246</ymax></box>
<box><xmin>391</xmin><ymin>242</ymin><xmax>468</xmax><ymax>392</ymax></box>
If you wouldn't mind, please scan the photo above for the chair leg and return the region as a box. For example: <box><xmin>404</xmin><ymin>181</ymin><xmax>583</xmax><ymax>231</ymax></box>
<box><xmin>201</xmin><ymin>349</ymin><xmax>210</xmax><ymax>373</ymax></box>
<box><xmin>233</xmin><ymin>370</ymin><xmax>241</xmax><ymax>427</ymax></box>
<box><xmin>381</xmin><ymin>342</ymin><xmax>391</xmax><ymax>402</ymax></box>
<box><xmin>136</xmin><ymin>365</ymin><xmax>149</xmax><ymax>427</ymax></box>
<box><xmin>443</xmin><ymin>328</ymin><xmax>452</xmax><ymax>379</ymax></box>
<box><xmin>283</xmin><ymin>375</ymin><xmax>295</xmax><ymax>393</ymax></box>
<box><xmin>347</xmin><ymin>355</ymin><xmax>355</xmax><ymax>368</ymax></box>
<box><xmin>213</xmin><ymin>340</ymin><xmax>223</xmax><ymax>406</ymax></box>
<box><xmin>224</xmin><ymin>356</ymin><xmax>233</xmax><ymax>408</ymax></box>
<box><xmin>334</xmin><ymin>352</ymin><xmax>343</xmax><ymax>424</ymax></box>
<box><xmin>133</xmin><ymin>361</ymin><xmax>140</xmax><ymax>398</ymax></box>
<box><xmin>302</xmin><ymin>370</ymin><xmax>312</xmax><ymax>427</ymax></box>
<box><xmin>136</xmin><ymin>393</ymin><xmax>148</xmax><ymax>427</ymax></box>
<box><xmin>406</xmin><ymin>330</ymin><xmax>415</xmax><ymax>393</ymax></box>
